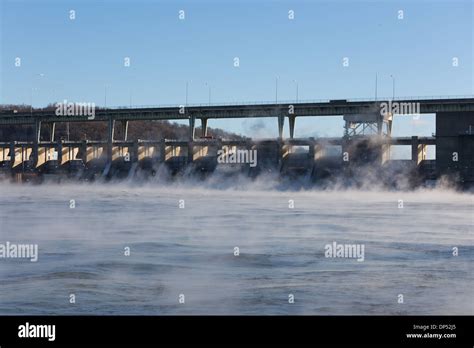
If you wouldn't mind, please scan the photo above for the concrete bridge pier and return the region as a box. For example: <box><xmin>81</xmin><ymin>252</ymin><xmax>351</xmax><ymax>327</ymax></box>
<box><xmin>288</xmin><ymin>115</ymin><xmax>296</xmax><ymax>139</ymax></box>
<box><xmin>57</xmin><ymin>140</ymin><xmax>63</xmax><ymax>166</ymax></box>
<box><xmin>31</xmin><ymin>119</ymin><xmax>42</xmax><ymax>168</ymax></box>
<box><xmin>131</xmin><ymin>141</ymin><xmax>139</xmax><ymax>163</ymax></box>
<box><xmin>36</xmin><ymin>122</ymin><xmax>56</xmax><ymax>143</ymax></box>
<box><xmin>40</xmin><ymin>122</ymin><xmax>56</xmax><ymax>142</ymax></box>
<box><xmin>187</xmin><ymin>143</ymin><xmax>194</xmax><ymax>164</ymax></box>
<box><xmin>201</xmin><ymin>118</ymin><xmax>208</xmax><ymax>137</ymax></box>
<box><xmin>121</xmin><ymin>120</ymin><xmax>129</xmax><ymax>141</ymax></box>
<box><xmin>80</xmin><ymin>141</ymin><xmax>87</xmax><ymax>164</ymax></box>
<box><xmin>107</xmin><ymin>117</ymin><xmax>115</xmax><ymax>165</ymax></box>
<box><xmin>278</xmin><ymin>115</ymin><xmax>285</xmax><ymax>139</ymax></box>
<box><xmin>189</xmin><ymin>115</ymin><xmax>196</xmax><ymax>140</ymax></box>
<box><xmin>50</xmin><ymin>123</ymin><xmax>56</xmax><ymax>142</ymax></box>
<box><xmin>9</xmin><ymin>141</ymin><xmax>15</xmax><ymax>170</ymax></box>
<box><xmin>34</xmin><ymin>119</ymin><xmax>56</xmax><ymax>143</ymax></box>
<box><xmin>160</xmin><ymin>139</ymin><xmax>166</xmax><ymax>164</ymax></box>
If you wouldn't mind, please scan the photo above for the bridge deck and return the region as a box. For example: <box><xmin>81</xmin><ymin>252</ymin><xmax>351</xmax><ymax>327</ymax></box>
<box><xmin>1</xmin><ymin>97</ymin><xmax>473</xmax><ymax>125</ymax></box>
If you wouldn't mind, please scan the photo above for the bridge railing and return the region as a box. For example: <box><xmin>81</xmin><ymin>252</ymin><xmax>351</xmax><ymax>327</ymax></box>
<box><xmin>106</xmin><ymin>94</ymin><xmax>474</xmax><ymax>110</ymax></box>
<box><xmin>1</xmin><ymin>95</ymin><xmax>473</xmax><ymax>115</ymax></box>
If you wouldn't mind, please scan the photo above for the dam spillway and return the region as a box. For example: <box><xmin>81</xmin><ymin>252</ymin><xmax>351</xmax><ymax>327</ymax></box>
<box><xmin>0</xmin><ymin>98</ymin><xmax>473</xmax><ymax>187</ymax></box>
<box><xmin>0</xmin><ymin>135</ymin><xmax>467</xmax><ymax>188</ymax></box>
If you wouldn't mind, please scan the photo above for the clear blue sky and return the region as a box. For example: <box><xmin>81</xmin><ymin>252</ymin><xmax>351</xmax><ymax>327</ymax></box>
<box><xmin>0</xmin><ymin>0</ymin><xmax>472</xmax><ymax>138</ymax></box>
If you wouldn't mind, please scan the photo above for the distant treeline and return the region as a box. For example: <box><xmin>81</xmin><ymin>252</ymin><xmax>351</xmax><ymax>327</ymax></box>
<box><xmin>0</xmin><ymin>104</ymin><xmax>246</xmax><ymax>142</ymax></box>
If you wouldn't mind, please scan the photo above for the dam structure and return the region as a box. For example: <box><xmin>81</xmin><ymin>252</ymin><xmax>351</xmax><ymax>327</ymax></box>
<box><xmin>0</xmin><ymin>97</ymin><xmax>473</xmax><ymax>187</ymax></box>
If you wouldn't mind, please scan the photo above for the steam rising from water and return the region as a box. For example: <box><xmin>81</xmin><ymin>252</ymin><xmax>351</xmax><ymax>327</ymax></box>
<box><xmin>0</xmin><ymin>176</ymin><xmax>472</xmax><ymax>315</ymax></box>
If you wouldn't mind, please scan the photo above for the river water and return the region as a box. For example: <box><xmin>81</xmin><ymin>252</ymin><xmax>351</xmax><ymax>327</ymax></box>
<box><xmin>0</xmin><ymin>179</ymin><xmax>472</xmax><ymax>315</ymax></box>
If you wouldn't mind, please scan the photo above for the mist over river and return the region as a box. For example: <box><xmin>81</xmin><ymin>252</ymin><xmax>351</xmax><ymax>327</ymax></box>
<box><xmin>0</xmin><ymin>180</ymin><xmax>472</xmax><ymax>315</ymax></box>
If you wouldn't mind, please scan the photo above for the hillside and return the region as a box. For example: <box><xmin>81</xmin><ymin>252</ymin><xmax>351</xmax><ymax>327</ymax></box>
<box><xmin>0</xmin><ymin>104</ymin><xmax>247</xmax><ymax>142</ymax></box>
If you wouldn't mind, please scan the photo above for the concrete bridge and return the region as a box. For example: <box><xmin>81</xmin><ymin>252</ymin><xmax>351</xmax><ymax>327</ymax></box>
<box><xmin>0</xmin><ymin>97</ymin><xmax>473</xmax><ymax>186</ymax></box>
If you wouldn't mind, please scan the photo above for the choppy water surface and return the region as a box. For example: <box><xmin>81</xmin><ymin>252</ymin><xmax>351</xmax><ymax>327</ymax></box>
<box><xmin>0</xmin><ymin>181</ymin><xmax>473</xmax><ymax>315</ymax></box>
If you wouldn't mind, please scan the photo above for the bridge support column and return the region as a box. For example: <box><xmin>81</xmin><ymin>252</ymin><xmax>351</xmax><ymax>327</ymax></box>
<box><xmin>288</xmin><ymin>115</ymin><xmax>296</xmax><ymax>139</ymax></box>
<box><xmin>278</xmin><ymin>115</ymin><xmax>285</xmax><ymax>139</ymax></box>
<box><xmin>80</xmin><ymin>141</ymin><xmax>88</xmax><ymax>164</ymax></box>
<box><xmin>35</xmin><ymin>122</ymin><xmax>55</xmax><ymax>142</ymax></box>
<box><xmin>108</xmin><ymin>118</ymin><xmax>115</xmax><ymax>142</ymax></box>
<box><xmin>189</xmin><ymin>116</ymin><xmax>195</xmax><ymax>140</ymax></box>
<box><xmin>33</xmin><ymin>119</ymin><xmax>41</xmax><ymax>143</ymax></box>
<box><xmin>32</xmin><ymin>119</ymin><xmax>41</xmax><ymax>167</ymax></box>
<box><xmin>107</xmin><ymin>117</ymin><xmax>115</xmax><ymax>162</ymax></box>
<box><xmin>130</xmin><ymin>141</ymin><xmax>138</xmax><ymax>163</ymax></box>
<box><xmin>57</xmin><ymin>140</ymin><xmax>63</xmax><ymax>166</ymax></box>
<box><xmin>9</xmin><ymin>141</ymin><xmax>15</xmax><ymax>170</ymax></box>
<box><xmin>308</xmin><ymin>143</ymin><xmax>315</xmax><ymax>160</ymax></box>
<box><xmin>160</xmin><ymin>139</ymin><xmax>166</xmax><ymax>163</ymax></box>
<box><xmin>411</xmin><ymin>136</ymin><xmax>419</xmax><ymax>165</ymax></box>
<box><xmin>121</xmin><ymin>121</ymin><xmax>129</xmax><ymax>141</ymax></box>
<box><xmin>201</xmin><ymin>118</ymin><xmax>208</xmax><ymax>137</ymax></box>
<box><xmin>49</xmin><ymin>123</ymin><xmax>56</xmax><ymax>142</ymax></box>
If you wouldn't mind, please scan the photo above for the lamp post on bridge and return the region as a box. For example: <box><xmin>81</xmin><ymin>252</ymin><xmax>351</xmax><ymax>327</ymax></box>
<box><xmin>390</xmin><ymin>75</ymin><xmax>395</xmax><ymax>101</ymax></box>
<box><xmin>292</xmin><ymin>79</ymin><xmax>299</xmax><ymax>103</ymax></box>
<box><xmin>275</xmin><ymin>76</ymin><xmax>279</xmax><ymax>104</ymax></box>
<box><xmin>30</xmin><ymin>88</ymin><xmax>38</xmax><ymax>116</ymax></box>
<box><xmin>205</xmin><ymin>82</ymin><xmax>211</xmax><ymax>105</ymax></box>
<box><xmin>30</xmin><ymin>73</ymin><xmax>45</xmax><ymax>115</ymax></box>
<box><xmin>185</xmin><ymin>80</ymin><xmax>193</xmax><ymax>106</ymax></box>
<box><xmin>104</xmin><ymin>84</ymin><xmax>109</xmax><ymax>108</ymax></box>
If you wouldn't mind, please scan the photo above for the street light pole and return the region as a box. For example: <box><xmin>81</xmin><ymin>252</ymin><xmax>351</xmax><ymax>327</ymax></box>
<box><xmin>375</xmin><ymin>73</ymin><xmax>378</xmax><ymax>101</ymax></box>
<box><xmin>390</xmin><ymin>75</ymin><xmax>395</xmax><ymax>100</ymax></box>
<box><xmin>185</xmin><ymin>81</ymin><xmax>189</xmax><ymax>106</ymax></box>
<box><xmin>30</xmin><ymin>88</ymin><xmax>33</xmax><ymax>115</ymax></box>
<box><xmin>205</xmin><ymin>82</ymin><xmax>211</xmax><ymax>105</ymax></box>
<box><xmin>30</xmin><ymin>73</ymin><xmax>45</xmax><ymax>115</ymax></box>
<box><xmin>292</xmin><ymin>79</ymin><xmax>298</xmax><ymax>103</ymax></box>
<box><xmin>105</xmin><ymin>85</ymin><xmax>108</xmax><ymax>108</ymax></box>
<box><xmin>275</xmin><ymin>76</ymin><xmax>279</xmax><ymax>104</ymax></box>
